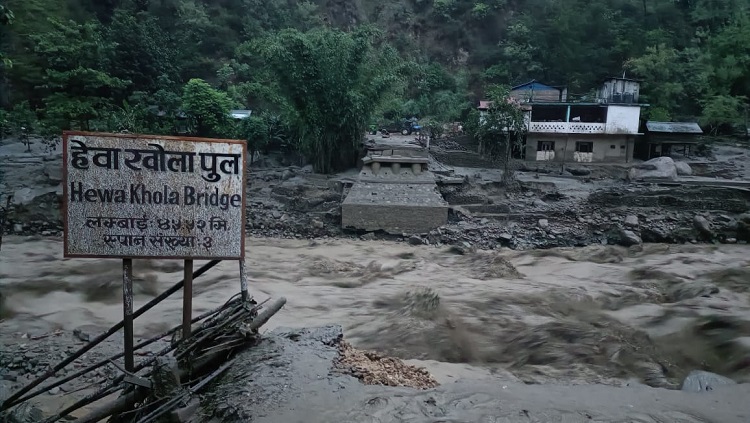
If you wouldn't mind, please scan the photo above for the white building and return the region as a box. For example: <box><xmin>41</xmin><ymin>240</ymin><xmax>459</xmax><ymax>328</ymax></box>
<box><xmin>480</xmin><ymin>77</ymin><xmax>647</xmax><ymax>163</ymax></box>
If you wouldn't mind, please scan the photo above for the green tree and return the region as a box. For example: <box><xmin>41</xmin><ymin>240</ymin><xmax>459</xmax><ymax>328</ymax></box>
<box><xmin>700</xmin><ymin>95</ymin><xmax>747</xmax><ymax>134</ymax></box>
<box><xmin>473</xmin><ymin>85</ymin><xmax>526</xmax><ymax>186</ymax></box>
<box><xmin>32</xmin><ymin>19</ymin><xmax>128</xmax><ymax>130</ymax></box>
<box><xmin>242</xmin><ymin>0</ymin><xmax>323</xmax><ymax>37</ymax></box>
<box><xmin>625</xmin><ymin>44</ymin><xmax>687</xmax><ymax>115</ymax></box>
<box><xmin>433</xmin><ymin>0</ymin><xmax>458</xmax><ymax>20</ymax></box>
<box><xmin>106</xmin><ymin>8</ymin><xmax>177</xmax><ymax>94</ymax></box>
<box><xmin>240</xmin><ymin>115</ymin><xmax>269</xmax><ymax>164</ymax></box>
<box><xmin>490</xmin><ymin>21</ymin><xmax>543</xmax><ymax>85</ymax></box>
<box><xmin>702</xmin><ymin>15</ymin><xmax>750</xmax><ymax>99</ymax></box>
<box><xmin>3</xmin><ymin>101</ymin><xmax>37</xmax><ymax>150</ymax></box>
<box><xmin>0</xmin><ymin>4</ymin><xmax>15</xmax><ymax>109</ymax></box>
<box><xmin>690</xmin><ymin>0</ymin><xmax>743</xmax><ymax>29</ymax></box>
<box><xmin>253</xmin><ymin>27</ymin><xmax>403</xmax><ymax>173</ymax></box>
<box><xmin>0</xmin><ymin>5</ymin><xmax>14</xmax><ymax>68</ymax></box>
<box><xmin>181</xmin><ymin>78</ymin><xmax>234</xmax><ymax>137</ymax></box>
<box><xmin>471</xmin><ymin>3</ymin><xmax>491</xmax><ymax>20</ymax></box>
<box><xmin>238</xmin><ymin>112</ymin><xmax>289</xmax><ymax>164</ymax></box>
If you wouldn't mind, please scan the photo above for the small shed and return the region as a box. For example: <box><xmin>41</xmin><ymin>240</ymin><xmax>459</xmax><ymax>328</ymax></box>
<box><xmin>642</xmin><ymin>121</ymin><xmax>703</xmax><ymax>159</ymax></box>
<box><xmin>510</xmin><ymin>80</ymin><xmax>566</xmax><ymax>103</ymax></box>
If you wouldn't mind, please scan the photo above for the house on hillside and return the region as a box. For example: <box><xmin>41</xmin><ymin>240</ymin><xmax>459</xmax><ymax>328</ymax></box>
<box><xmin>638</xmin><ymin>121</ymin><xmax>703</xmax><ymax>160</ymax></box>
<box><xmin>478</xmin><ymin>77</ymin><xmax>647</xmax><ymax>163</ymax></box>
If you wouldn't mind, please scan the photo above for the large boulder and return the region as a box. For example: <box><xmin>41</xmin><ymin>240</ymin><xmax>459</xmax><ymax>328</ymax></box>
<box><xmin>693</xmin><ymin>215</ymin><xmax>713</xmax><ymax>238</ymax></box>
<box><xmin>624</xmin><ymin>215</ymin><xmax>639</xmax><ymax>228</ymax></box>
<box><xmin>674</xmin><ymin>161</ymin><xmax>693</xmax><ymax>176</ymax></box>
<box><xmin>42</xmin><ymin>162</ymin><xmax>63</xmax><ymax>184</ymax></box>
<box><xmin>681</xmin><ymin>370</ymin><xmax>736</xmax><ymax>393</ymax></box>
<box><xmin>628</xmin><ymin>157</ymin><xmax>678</xmax><ymax>181</ymax></box>
<box><xmin>619</xmin><ymin>229</ymin><xmax>642</xmax><ymax>247</ymax></box>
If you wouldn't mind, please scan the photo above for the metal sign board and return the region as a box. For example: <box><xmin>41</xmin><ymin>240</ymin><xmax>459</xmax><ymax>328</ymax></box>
<box><xmin>62</xmin><ymin>131</ymin><xmax>246</xmax><ymax>259</ymax></box>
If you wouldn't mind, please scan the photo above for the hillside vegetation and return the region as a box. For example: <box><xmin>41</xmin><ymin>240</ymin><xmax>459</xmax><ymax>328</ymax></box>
<box><xmin>1</xmin><ymin>0</ymin><xmax>748</xmax><ymax>170</ymax></box>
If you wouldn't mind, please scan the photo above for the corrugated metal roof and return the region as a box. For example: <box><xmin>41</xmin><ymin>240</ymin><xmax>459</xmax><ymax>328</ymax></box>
<box><xmin>603</xmin><ymin>76</ymin><xmax>643</xmax><ymax>83</ymax></box>
<box><xmin>511</xmin><ymin>80</ymin><xmax>558</xmax><ymax>91</ymax></box>
<box><xmin>646</xmin><ymin>121</ymin><xmax>703</xmax><ymax>134</ymax></box>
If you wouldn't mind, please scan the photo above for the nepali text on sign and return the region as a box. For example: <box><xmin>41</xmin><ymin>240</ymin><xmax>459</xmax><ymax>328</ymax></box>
<box><xmin>63</xmin><ymin>132</ymin><xmax>246</xmax><ymax>259</ymax></box>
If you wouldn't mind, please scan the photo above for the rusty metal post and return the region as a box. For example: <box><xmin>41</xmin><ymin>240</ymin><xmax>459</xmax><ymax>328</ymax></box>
<box><xmin>182</xmin><ymin>259</ymin><xmax>194</xmax><ymax>338</ymax></box>
<box><xmin>122</xmin><ymin>259</ymin><xmax>134</xmax><ymax>372</ymax></box>
<box><xmin>239</xmin><ymin>259</ymin><xmax>248</xmax><ymax>302</ymax></box>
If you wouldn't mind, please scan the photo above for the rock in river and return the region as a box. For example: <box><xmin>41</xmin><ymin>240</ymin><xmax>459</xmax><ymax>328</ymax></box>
<box><xmin>619</xmin><ymin>229</ymin><xmax>642</xmax><ymax>247</ymax></box>
<box><xmin>693</xmin><ymin>215</ymin><xmax>712</xmax><ymax>237</ymax></box>
<box><xmin>681</xmin><ymin>370</ymin><xmax>736</xmax><ymax>393</ymax></box>
<box><xmin>408</xmin><ymin>235</ymin><xmax>424</xmax><ymax>246</ymax></box>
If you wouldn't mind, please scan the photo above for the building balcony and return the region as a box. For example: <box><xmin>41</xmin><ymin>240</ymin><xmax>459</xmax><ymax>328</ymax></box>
<box><xmin>529</xmin><ymin>122</ymin><xmax>607</xmax><ymax>134</ymax></box>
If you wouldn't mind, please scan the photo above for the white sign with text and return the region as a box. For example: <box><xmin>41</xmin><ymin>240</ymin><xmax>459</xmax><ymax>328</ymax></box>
<box><xmin>63</xmin><ymin>132</ymin><xmax>246</xmax><ymax>259</ymax></box>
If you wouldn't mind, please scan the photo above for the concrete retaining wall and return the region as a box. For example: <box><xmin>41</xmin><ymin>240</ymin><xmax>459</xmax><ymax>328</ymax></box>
<box><xmin>341</xmin><ymin>181</ymin><xmax>448</xmax><ymax>234</ymax></box>
<box><xmin>342</xmin><ymin>203</ymin><xmax>448</xmax><ymax>234</ymax></box>
<box><xmin>430</xmin><ymin>150</ymin><xmax>494</xmax><ymax>169</ymax></box>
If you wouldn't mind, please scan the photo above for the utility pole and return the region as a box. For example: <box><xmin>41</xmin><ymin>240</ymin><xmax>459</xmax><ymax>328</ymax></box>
<box><xmin>562</xmin><ymin>105</ymin><xmax>571</xmax><ymax>174</ymax></box>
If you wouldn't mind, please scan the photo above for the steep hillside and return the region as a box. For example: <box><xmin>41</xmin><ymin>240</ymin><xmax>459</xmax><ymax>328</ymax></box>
<box><xmin>1</xmin><ymin>0</ymin><xmax>748</xmax><ymax>138</ymax></box>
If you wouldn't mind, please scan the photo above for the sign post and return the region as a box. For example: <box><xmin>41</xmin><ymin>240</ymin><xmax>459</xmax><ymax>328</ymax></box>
<box><xmin>239</xmin><ymin>260</ymin><xmax>249</xmax><ymax>302</ymax></box>
<box><xmin>183</xmin><ymin>259</ymin><xmax>194</xmax><ymax>338</ymax></box>
<box><xmin>62</xmin><ymin>131</ymin><xmax>246</xmax><ymax>371</ymax></box>
<box><xmin>122</xmin><ymin>259</ymin><xmax>135</xmax><ymax>371</ymax></box>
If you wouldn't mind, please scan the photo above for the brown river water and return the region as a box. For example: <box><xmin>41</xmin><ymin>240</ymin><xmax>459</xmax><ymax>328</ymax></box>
<box><xmin>1</xmin><ymin>235</ymin><xmax>750</xmax><ymax>389</ymax></box>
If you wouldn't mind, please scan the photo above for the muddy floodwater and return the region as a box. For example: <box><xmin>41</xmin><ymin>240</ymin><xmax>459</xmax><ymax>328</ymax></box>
<box><xmin>1</xmin><ymin>235</ymin><xmax>750</xmax><ymax>389</ymax></box>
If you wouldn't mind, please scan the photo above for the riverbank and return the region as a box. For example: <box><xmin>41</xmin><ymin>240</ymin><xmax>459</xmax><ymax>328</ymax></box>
<box><xmin>3</xmin><ymin>136</ymin><xmax>750</xmax><ymax>253</ymax></box>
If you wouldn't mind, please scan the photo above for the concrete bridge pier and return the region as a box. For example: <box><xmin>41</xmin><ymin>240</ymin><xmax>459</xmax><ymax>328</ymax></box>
<box><xmin>342</xmin><ymin>147</ymin><xmax>448</xmax><ymax>234</ymax></box>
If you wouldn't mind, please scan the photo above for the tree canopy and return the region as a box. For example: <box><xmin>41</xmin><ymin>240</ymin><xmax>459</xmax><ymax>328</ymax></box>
<box><xmin>251</xmin><ymin>27</ymin><xmax>403</xmax><ymax>173</ymax></box>
<box><xmin>1</xmin><ymin>0</ymin><xmax>749</xmax><ymax>170</ymax></box>
<box><xmin>469</xmin><ymin>85</ymin><xmax>527</xmax><ymax>185</ymax></box>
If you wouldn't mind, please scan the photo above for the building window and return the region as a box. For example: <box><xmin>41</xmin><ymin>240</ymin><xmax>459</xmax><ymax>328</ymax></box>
<box><xmin>620</xmin><ymin>145</ymin><xmax>626</xmax><ymax>149</ymax></box>
<box><xmin>537</xmin><ymin>141</ymin><xmax>555</xmax><ymax>151</ymax></box>
<box><xmin>576</xmin><ymin>142</ymin><xmax>593</xmax><ymax>153</ymax></box>
<box><xmin>610</xmin><ymin>145</ymin><xmax>616</xmax><ymax>149</ymax></box>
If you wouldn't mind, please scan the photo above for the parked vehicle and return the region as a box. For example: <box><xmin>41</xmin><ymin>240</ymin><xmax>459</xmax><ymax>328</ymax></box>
<box><xmin>371</xmin><ymin>119</ymin><xmax>421</xmax><ymax>136</ymax></box>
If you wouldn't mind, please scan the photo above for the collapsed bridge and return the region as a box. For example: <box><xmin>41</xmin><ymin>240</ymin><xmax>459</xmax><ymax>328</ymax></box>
<box><xmin>342</xmin><ymin>144</ymin><xmax>448</xmax><ymax>234</ymax></box>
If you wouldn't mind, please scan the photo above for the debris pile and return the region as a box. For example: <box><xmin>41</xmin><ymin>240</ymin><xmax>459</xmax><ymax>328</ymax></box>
<box><xmin>335</xmin><ymin>341</ymin><xmax>439</xmax><ymax>389</ymax></box>
<box><xmin>0</xmin><ymin>273</ymin><xmax>287</xmax><ymax>423</ymax></box>
<box><xmin>67</xmin><ymin>295</ymin><xmax>287</xmax><ymax>423</ymax></box>
<box><xmin>431</xmin><ymin>139</ymin><xmax>468</xmax><ymax>152</ymax></box>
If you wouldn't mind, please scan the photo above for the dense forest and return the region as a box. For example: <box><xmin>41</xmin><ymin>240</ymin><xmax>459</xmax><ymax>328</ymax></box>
<box><xmin>1</xmin><ymin>0</ymin><xmax>748</xmax><ymax>171</ymax></box>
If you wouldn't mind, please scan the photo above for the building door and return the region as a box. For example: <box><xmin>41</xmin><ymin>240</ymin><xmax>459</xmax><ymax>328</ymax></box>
<box><xmin>574</xmin><ymin>141</ymin><xmax>593</xmax><ymax>162</ymax></box>
<box><xmin>536</xmin><ymin>141</ymin><xmax>555</xmax><ymax>161</ymax></box>
<box><xmin>605</xmin><ymin>141</ymin><xmax>625</xmax><ymax>159</ymax></box>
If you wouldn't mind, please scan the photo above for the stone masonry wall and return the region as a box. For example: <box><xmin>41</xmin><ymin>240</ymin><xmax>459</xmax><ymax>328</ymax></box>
<box><xmin>342</xmin><ymin>203</ymin><xmax>448</xmax><ymax>234</ymax></box>
<box><xmin>341</xmin><ymin>180</ymin><xmax>448</xmax><ymax>234</ymax></box>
